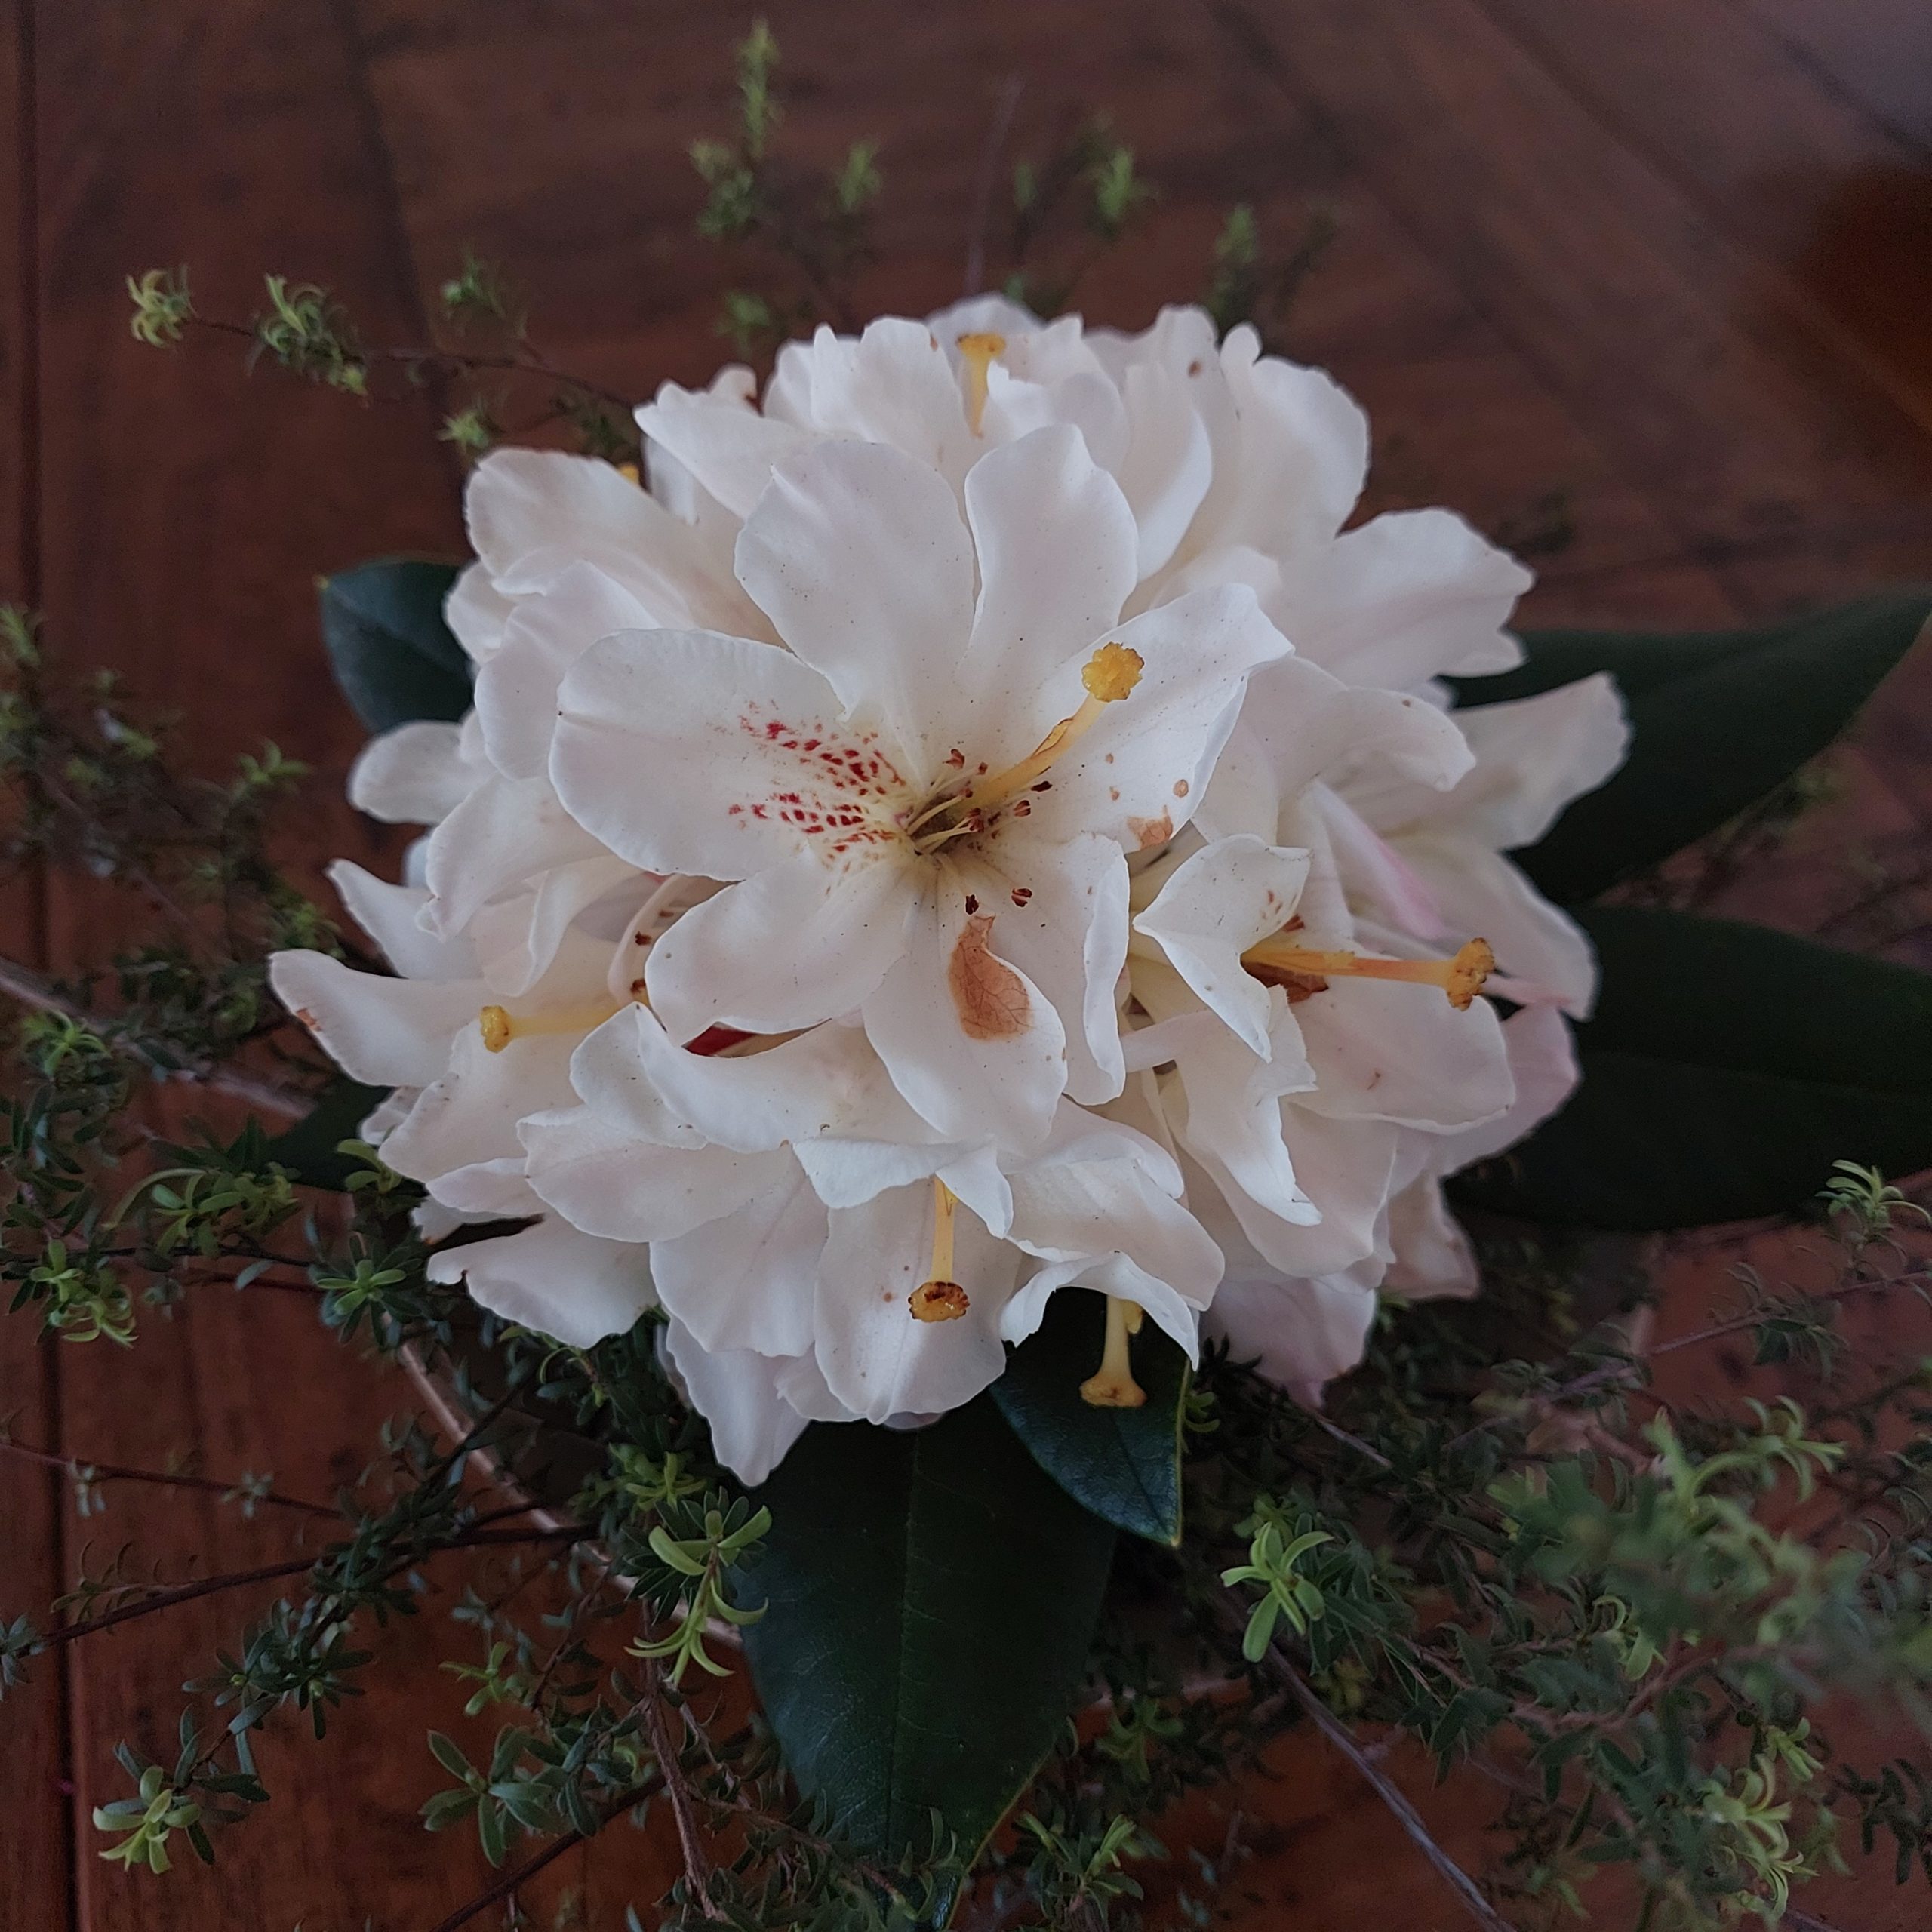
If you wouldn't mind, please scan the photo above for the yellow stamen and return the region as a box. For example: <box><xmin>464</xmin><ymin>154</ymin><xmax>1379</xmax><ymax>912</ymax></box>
<box><xmin>478</xmin><ymin>998</ymin><xmax>629</xmax><ymax>1053</ymax></box>
<box><xmin>909</xmin><ymin>1177</ymin><xmax>968</xmax><ymax>1322</ymax></box>
<box><xmin>956</xmin><ymin>331</ymin><xmax>1006</xmax><ymax>435</ymax></box>
<box><xmin>1241</xmin><ymin>936</ymin><xmax>1495</xmax><ymax>1011</ymax></box>
<box><xmin>1081</xmin><ymin>1295</ymin><xmax>1147</xmax><ymax>1408</ymax></box>
<box><xmin>615</xmin><ymin>461</ymin><xmax>641</xmax><ymax>485</ymax></box>
<box><xmin>963</xmin><ymin>644</ymin><xmax>1143</xmax><ymax>816</ymax></box>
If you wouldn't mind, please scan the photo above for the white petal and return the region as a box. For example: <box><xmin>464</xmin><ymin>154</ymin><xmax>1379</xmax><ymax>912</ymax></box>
<box><xmin>380</xmin><ymin>1023</ymin><xmax>578</xmax><ymax>1188</ymax></box>
<box><xmin>862</xmin><ymin>876</ymin><xmax>1068</xmax><ymax>1152</ymax></box>
<box><xmin>999</xmin><ymin>1260</ymin><xmax>1204</xmax><ymax>1364</ymax></box>
<box><xmin>658</xmin><ymin>1319</ymin><xmax>816</xmax><ymax>1485</ymax></box>
<box><xmin>473</xmin><ymin>564</ymin><xmax>652</xmax><ymax>780</ymax></box>
<box><xmin>1278</xmin><ymin>509</ymin><xmax>1532</xmax><ymax>689</ymax></box>
<box><xmin>426</xmin><ymin>1214</ymin><xmax>654</xmax><ymax>1349</ymax></box>
<box><xmin>420</xmin><ymin>773</ymin><xmax>607</xmax><ymax>939</ymax></box>
<box><xmin>789</xmin><ymin>318</ymin><xmax>975</xmax><ymax>481</ymax></box>
<box><xmin>1207</xmin><ymin>1272</ymin><xmax>1377</xmax><ymax>1404</ymax></box>
<box><xmin>1115</xmin><ymin>360</ymin><xmax>1213</xmax><ymax>580</ymax></box>
<box><xmin>1295</xmin><ymin>979</ymin><xmax>1515</xmax><ymax>1131</ymax></box>
<box><xmin>646</xmin><ymin>851</ymin><xmax>911</xmax><ymax>1039</ymax></box>
<box><xmin>270</xmin><ymin>949</ymin><xmax>482</xmax><ymax>1089</ymax></box>
<box><xmin>468</xmin><ymin>854</ymin><xmax>645</xmax><ymax>999</ymax></box>
<box><xmin>958</xmin><ymin>426</ymin><xmax>1138</xmax><ymax>763</ymax></box>
<box><xmin>445</xmin><ymin>561</ymin><xmax>512</xmax><ymax>666</ymax></box>
<box><xmin>637</xmin><ymin>380</ymin><xmax>817</xmax><ymax>521</ymax></box>
<box><xmin>1133</xmin><ymin>835</ymin><xmax>1310</xmax><ymax>1058</ymax></box>
<box><xmin>1383</xmin><ymin>1179</ymin><xmax>1479</xmax><ymax>1300</ymax></box>
<box><xmin>347</xmin><ymin>721</ymin><xmax>475</xmax><ymax>826</ymax></box>
<box><xmin>1023</xmin><ymin>586</ymin><xmax>1291</xmax><ymax>854</ymax></box>
<box><xmin>1315</xmin><ymin>789</ymin><xmax>1447</xmax><ymax>940</ymax></box>
<box><xmin>1440</xmin><ymin>675</ymin><xmax>1630</xmax><ymax>851</ymax></box>
<box><xmin>812</xmin><ymin>1186</ymin><xmax>1016</xmax><ymax>1423</ymax></box>
<box><xmin>953</xmin><ymin>832</ymin><xmax>1130</xmax><ymax>1105</ymax></box>
<box><xmin>734</xmin><ymin>441</ymin><xmax>974</xmax><ymax>785</ymax></box>
<box><xmin>651</xmin><ymin>1161</ymin><xmax>826</xmax><ymax>1359</ymax></box>
<box><xmin>327</xmin><ymin>861</ymin><xmax>477</xmax><ymax>981</ymax></box>
<box><xmin>552</xmin><ymin>627</ymin><xmax>909</xmax><ymax>880</ymax></box>
<box><xmin>1425</xmin><ymin>999</ymin><xmax>1578</xmax><ymax>1175</ymax></box>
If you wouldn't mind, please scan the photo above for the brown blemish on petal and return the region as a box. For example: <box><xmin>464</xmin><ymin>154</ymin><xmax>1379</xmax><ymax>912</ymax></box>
<box><xmin>948</xmin><ymin>912</ymin><xmax>1031</xmax><ymax>1041</ymax></box>
<box><xmin>295</xmin><ymin>1008</ymin><xmax>318</xmax><ymax>1029</ymax></box>
<box><xmin>1172</xmin><ymin>778</ymin><xmax>1189</xmax><ymax>798</ymax></box>
<box><xmin>1128</xmin><ymin>811</ymin><xmax>1173</xmax><ymax>851</ymax></box>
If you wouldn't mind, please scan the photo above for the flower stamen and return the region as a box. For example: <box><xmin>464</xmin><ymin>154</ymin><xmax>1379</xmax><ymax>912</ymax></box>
<box><xmin>478</xmin><ymin>999</ymin><xmax>628</xmax><ymax>1052</ymax></box>
<box><xmin>1081</xmin><ymin>1294</ymin><xmax>1147</xmax><ymax>1407</ymax></box>
<box><xmin>909</xmin><ymin>1177</ymin><xmax>969</xmax><ymax>1322</ymax></box>
<box><xmin>1241</xmin><ymin>936</ymin><xmax>1496</xmax><ymax>1010</ymax></box>
<box><xmin>956</xmin><ymin>331</ymin><xmax>1006</xmax><ymax>436</ymax></box>
<box><xmin>963</xmin><ymin>643</ymin><xmax>1143</xmax><ymax>816</ymax></box>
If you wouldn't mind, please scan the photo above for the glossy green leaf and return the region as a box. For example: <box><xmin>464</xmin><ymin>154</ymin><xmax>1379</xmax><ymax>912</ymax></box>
<box><xmin>1450</xmin><ymin>593</ymin><xmax>1931</xmax><ymax>901</ymax></box>
<box><xmin>263</xmin><ymin>1077</ymin><xmax>384</xmax><ymax>1190</ymax></box>
<box><xmin>740</xmin><ymin>1396</ymin><xmax>1115</xmax><ymax>1865</ymax></box>
<box><xmin>993</xmin><ymin>1291</ymin><xmax>1189</xmax><ymax>1546</ymax></box>
<box><xmin>1451</xmin><ymin>906</ymin><xmax>1932</xmax><ymax>1229</ymax></box>
<box><xmin>318</xmin><ymin>558</ymin><xmax>472</xmax><ymax>733</ymax></box>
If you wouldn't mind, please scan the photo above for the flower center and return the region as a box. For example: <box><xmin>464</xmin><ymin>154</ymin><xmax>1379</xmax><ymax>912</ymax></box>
<box><xmin>1080</xmin><ymin>1294</ymin><xmax>1148</xmax><ymax>1407</ymax></box>
<box><xmin>955</xmin><ymin>331</ymin><xmax>1006</xmax><ymax>435</ymax></box>
<box><xmin>905</xmin><ymin>641</ymin><xmax>1144</xmax><ymax>857</ymax></box>
<box><xmin>909</xmin><ymin>1176</ymin><xmax>970</xmax><ymax>1321</ymax></box>
<box><xmin>1241</xmin><ymin>936</ymin><xmax>1495</xmax><ymax>1010</ymax></box>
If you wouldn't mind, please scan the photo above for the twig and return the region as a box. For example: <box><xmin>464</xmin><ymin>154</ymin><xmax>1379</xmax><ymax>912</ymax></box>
<box><xmin>0</xmin><ymin>1435</ymin><xmax>338</xmax><ymax>1518</ymax></box>
<box><xmin>963</xmin><ymin>77</ymin><xmax>1025</xmax><ymax>297</ymax></box>
<box><xmin>423</xmin><ymin>1820</ymin><xmax>592</xmax><ymax>1932</ymax></box>
<box><xmin>1309</xmin><ymin>1411</ymin><xmax>1394</xmax><ymax>1472</ymax></box>
<box><xmin>642</xmin><ymin>1676</ymin><xmax>721</xmax><ymax>1918</ymax></box>
<box><xmin>1274</xmin><ymin>1659</ymin><xmax>1513</xmax><ymax>1932</ymax></box>
<box><xmin>0</xmin><ymin>953</ymin><xmax>310</xmax><ymax>1118</ymax></box>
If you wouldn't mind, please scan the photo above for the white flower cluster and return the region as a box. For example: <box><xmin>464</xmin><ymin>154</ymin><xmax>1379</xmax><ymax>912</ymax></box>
<box><xmin>272</xmin><ymin>299</ymin><xmax>1627</xmax><ymax>1482</ymax></box>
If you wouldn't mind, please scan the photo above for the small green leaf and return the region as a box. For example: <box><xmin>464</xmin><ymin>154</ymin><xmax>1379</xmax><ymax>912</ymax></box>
<box><xmin>1453</xmin><ymin>906</ymin><xmax>1932</xmax><ymax>1229</ymax></box>
<box><xmin>740</xmin><ymin>1395</ymin><xmax>1115</xmax><ymax>1865</ymax></box>
<box><xmin>263</xmin><ymin>1078</ymin><xmax>385</xmax><ymax>1191</ymax></box>
<box><xmin>993</xmin><ymin>1291</ymin><xmax>1189</xmax><ymax>1545</ymax></box>
<box><xmin>1451</xmin><ymin>593</ymin><xmax>1932</xmax><ymax>901</ymax></box>
<box><xmin>318</xmin><ymin>558</ymin><xmax>472</xmax><ymax>733</ymax></box>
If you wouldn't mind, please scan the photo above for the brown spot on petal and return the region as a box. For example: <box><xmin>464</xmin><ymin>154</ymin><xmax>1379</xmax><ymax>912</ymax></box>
<box><xmin>948</xmin><ymin>912</ymin><xmax>1031</xmax><ymax>1041</ymax></box>
<box><xmin>1172</xmin><ymin>778</ymin><xmax>1189</xmax><ymax>798</ymax></box>
<box><xmin>1128</xmin><ymin>811</ymin><xmax>1173</xmax><ymax>851</ymax></box>
<box><xmin>295</xmin><ymin>1008</ymin><xmax>318</xmax><ymax>1029</ymax></box>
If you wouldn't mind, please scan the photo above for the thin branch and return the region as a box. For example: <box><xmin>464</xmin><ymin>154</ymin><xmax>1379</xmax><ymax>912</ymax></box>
<box><xmin>1309</xmin><ymin>1411</ymin><xmax>1393</xmax><ymax>1472</ymax></box>
<box><xmin>0</xmin><ymin>1435</ymin><xmax>338</xmax><ymax>1518</ymax></box>
<box><xmin>423</xmin><ymin>1819</ymin><xmax>591</xmax><ymax>1932</ymax></box>
<box><xmin>641</xmin><ymin>1675</ymin><xmax>721</xmax><ymax>1918</ymax></box>
<box><xmin>0</xmin><ymin>952</ymin><xmax>309</xmax><ymax>1118</ymax></box>
<box><xmin>963</xmin><ymin>76</ymin><xmax>1025</xmax><ymax>296</ymax></box>
<box><xmin>1274</xmin><ymin>1658</ymin><xmax>1513</xmax><ymax>1932</ymax></box>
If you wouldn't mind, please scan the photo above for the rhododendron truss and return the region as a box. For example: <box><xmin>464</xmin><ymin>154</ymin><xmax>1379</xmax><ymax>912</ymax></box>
<box><xmin>272</xmin><ymin>301</ymin><xmax>1628</xmax><ymax>1484</ymax></box>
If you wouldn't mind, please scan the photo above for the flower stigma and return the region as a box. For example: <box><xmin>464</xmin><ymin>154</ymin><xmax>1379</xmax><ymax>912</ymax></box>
<box><xmin>1240</xmin><ymin>936</ymin><xmax>1495</xmax><ymax>1010</ymax></box>
<box><xmin>1080</xmin><ymin>1294</ymin><xmax>1147</xmax><ymax>1407</ymax></box>
<box><xmin>909</xmin><ymin>1176</ymin><xmax>970</xmax><ymax>1322</ymax></box>
<box><xmin>478</xmin><ymin>999</ymin><xmax>629</xmax><ymax>1051</ymax></box>
<box><xmin>906</xmin><ymin>641</ymin><xmax>1145</xmax><ymax>856</ymax></box>
<box><xmin>955</xmin><ymin>331</ymin><xmax>1006</xmax><ymax>436</ymax></box>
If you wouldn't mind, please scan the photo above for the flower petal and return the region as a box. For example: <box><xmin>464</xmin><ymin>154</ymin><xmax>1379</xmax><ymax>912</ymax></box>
<box><xmin>326</xmin><ymin>861</ymin><xmax>477</xmax><ymax>982</ymax></box>
<box><xmin>645</xmin><ymin>850</ymin><xmax>912</xmax><ymax>1040</ymax></box>
<box><xmin>862</xmin><ymin>875</ymin><xmax>1068</xmax><ymax>1151</ymax></box>
<box><xmin>657</xmin><ymin>1319</ymin><xmax>817</xmax><ymax>1485</ymax></box>
<box><xmin>637</xmin><ymin>377</ymin><xmax>817</xmax><ymax>520</ymax></box>
<box><xmin>1295</xmin><ymin>979</ymin><xmax>1515</xmax><ymax>1131</ymax></box>
<box><xmin>347</xmin><ymin>721</ymin><xmax>475</xmax><ymax>826</ymax></box>
<box><xmin>1133</xmin><ymin>834</ymin><xmax>1310</xmax><ymax>1058</ymax></box>
<box><xmin>1115</xmin><ymin>359</ymin><xmax>1213</xmax><ymax>580</ymax></box>
<box><xmin>552</xmin><ymin>627</ymin><xmax>909</xmax><ymax>880</ymax></box>
<box><xmin>426</xmin><ymin>1214</ymin><xmax>654</xmax><ymax>1349</ymax></box>
<box><xmin>1436</xmin><ymin>674</ymin><xmax>1630</xmax><ymax>851</ymax></box>
<box><xmin>381</xmin><ymin>1023</ymin><xmax>579</xmax><ymax>1186</ymax></box>
<box><xmin>269</xmin><ymin>949</ymin><xmax>482</xmax><ymax>1089</ymax></box>
<box><xmin>734</xmin><ymin>440</ymin><xmax>975</xmax><ymax>785</ymax></box>
<box><xmin>1206</xmin><ymin>1271</ymin><xmax>1377</xmax><ymax>1404</ymax></box>
<box><xmin>420</xmin><ymin>773</ymin><xmax>608</xmax><ymax>939</ymax></box>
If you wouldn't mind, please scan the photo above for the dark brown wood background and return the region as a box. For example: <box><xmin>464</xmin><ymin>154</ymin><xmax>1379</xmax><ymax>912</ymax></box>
<box><xmin>2</xmin><ymin>2</ymin><xmax>1930</xmax><ymax>1926</ymax></box>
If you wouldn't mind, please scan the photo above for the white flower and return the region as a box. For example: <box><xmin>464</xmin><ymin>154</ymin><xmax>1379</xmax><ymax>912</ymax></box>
<box><xmin>519</xmin><ymin>1006</ymin><xmax>1223</xmax><ymax>1478</ymax></box>
<box><xmin>546</xmin><ymin>426</ymin><xmax>1289</xmax><ymax>1153</ymax></box>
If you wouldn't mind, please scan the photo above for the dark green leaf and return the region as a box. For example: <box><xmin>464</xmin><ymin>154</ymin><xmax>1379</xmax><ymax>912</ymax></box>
<box><xmin>263</xmin><ymin>1078</ymin><xmax>384</xmax><ymax>1191</ymax></box>
<box><xmin>318</xmin><ymin>557</ymin><xmax>473</xmax><ymax>733</ymax></box>
<box><xmin>1451</xmin><ymin>593</ymin><xmax>1931</xmax><ymax>901</ymax></box>
<box><xmin>993</xmin><ymin>1292</ymin><xmax>1188</xmax><ymax>1545</ymax></box>
<box><xmin>740</xmin><ymin>1395</ymin><xmax>1115</xmax><ymax>1865</ymax></box>
<box><xmin>1452</xmin><ymin>906</ymin><xmax>1932</xmax><ymax>1229</ymax></box>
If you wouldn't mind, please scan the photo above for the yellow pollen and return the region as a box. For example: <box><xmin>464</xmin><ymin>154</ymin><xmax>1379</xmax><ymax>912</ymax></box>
<box><xmin>945</xmin><ymin>644</ymin><xmax>1145</xmax><ymax>826</ymax></box>
<box><xmin>1081</xmin><ymin>1295</ymin><xmax>1147</xmax><ymax>1407</ymax></box>
<box><xmin>1241</xmin><ymin>936</ymin><xmax>1496</xmax><ymax>1011</ymax></box>
<box><xmin>910</xmin><ymin>1178</ymin><xmax>968</xmax><ymax>1322</ymax></box>
<box><xmin>478</xmin><ymin>998</ymin><xmax>630</xmax><ymax>1052</ymax></box>
<box><xmin>615</xmin><ymin>461</ymin><xmax>641</xmax><ymax>485</ymax></box>
<box><xmin>956</xmin><ymin>331</ymin><xmax>1006</xmax><ymax>435</ymax></box>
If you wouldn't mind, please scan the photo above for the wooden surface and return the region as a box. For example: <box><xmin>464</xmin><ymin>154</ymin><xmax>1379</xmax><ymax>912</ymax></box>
<box><xmin>2</xmin><ymin>1</ymin><xmax>1930</xmax><ymax>1925</ymax></box>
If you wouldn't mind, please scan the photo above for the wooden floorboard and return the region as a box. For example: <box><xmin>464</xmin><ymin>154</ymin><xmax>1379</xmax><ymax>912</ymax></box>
<box><xmin>1737</xmin><ymin>0</ymin><xmax>1932</xmax><ymax>158</ymax></box>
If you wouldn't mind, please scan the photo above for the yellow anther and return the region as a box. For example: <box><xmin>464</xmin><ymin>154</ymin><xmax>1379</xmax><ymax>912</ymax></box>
<box><xmin>956</xmin><ymin>331</ymin><xmax>1006</xmax><ymax>435</ymax></box>
<box><xmin>1081</xmin><ymin>1295</ymin><xmax>1147</xmax><ymax>1408</ymax></box>
<box><xmin>477</xmin><ymin>998</ymin><xmax>630</xmax><ymax>1053</ymax></box>
<box><xmin>1241</xmin><ymin>936</ymin><xmax>1496</xmax><ymax>1011</ymax></box>
<box><xmin>910</xmin><ymin>1178</ymin><xmax>968</xmax><ymax>1322</ymax></box>
<box><xmin>1081</xmin><ymin>641</ymin><xmax>1143</xmax><ymax>704</ymax></box>
<box><xmin>615</xmin><ymin>461</ymin><xmax>641</xmax><ymax>485</ymax></box>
